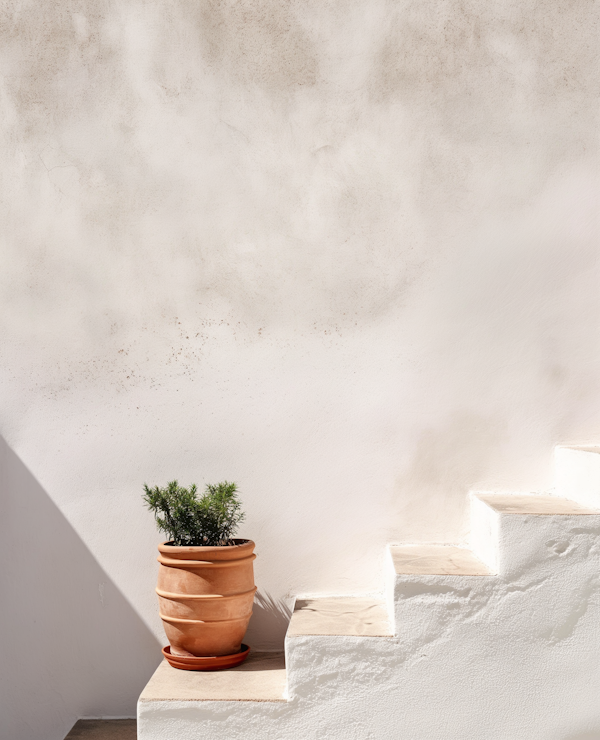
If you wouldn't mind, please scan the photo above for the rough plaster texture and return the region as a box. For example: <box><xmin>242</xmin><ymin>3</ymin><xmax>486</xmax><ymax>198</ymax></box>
<box><xmin>139</xmin><ymin>450</ymin><xmax>600</xmax><ymax>739</ymax></box>
<box><xmin>1</xmin><ymin>0</ymin><xmax>600</xmax><ymax>731</ymax></box>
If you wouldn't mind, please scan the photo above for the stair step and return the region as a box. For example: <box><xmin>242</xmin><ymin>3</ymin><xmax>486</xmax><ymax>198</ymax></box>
<box><xmin>389</xmin><ymin>544</ymin><xmax>491</xmax><ymax>575</ymax></box>
<box><xmin>138</xmin><ymin>651</ymin><xmax>286</xmax><ymax>703</ymax></box>
<box><xmin>476</xmin><ymin>493</ymin><xmax>599</xmax><ymax>515</ymax></box>
<box><xmin>287</xmin><ymin>597</ymin><xmax>392</xmax><ymax>637</ymax></box>
<box><xmin>138</xmin><ymin>444</ymin><xmax>600</xmax><ymax>739</ymax></box>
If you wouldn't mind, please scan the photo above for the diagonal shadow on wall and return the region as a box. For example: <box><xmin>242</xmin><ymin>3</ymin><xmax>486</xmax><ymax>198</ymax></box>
<box><xmin>0</xmin><ymin>436</ymin><xmax>162</xmax><ymax>740</ymax></box>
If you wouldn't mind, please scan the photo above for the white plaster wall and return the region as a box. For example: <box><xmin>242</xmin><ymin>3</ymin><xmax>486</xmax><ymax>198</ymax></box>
<box><xmin>1</xmin><ymin>0</ymin><xmax>600</xmax><ymax>724</ymax></box>
<box><xmin>0</xmin><ymin>437</ymin><xmax>161</xmax><ymax>740</ymax></box>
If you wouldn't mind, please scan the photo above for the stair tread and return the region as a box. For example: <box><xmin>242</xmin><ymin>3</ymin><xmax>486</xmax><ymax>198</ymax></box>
<box><xmin>476</xmin><ymin>493</ymin><xmax>600</xmax><ymax>515</ymax></box>
<box><xmin>390</xmin><ymin>545</ymin><xmax>491</xmax><ymax>575</ymax></box>
<box><xmin>287</xmin><ymin>597</ymin><xmax>392</xmax><ymax>637</ymax></box>
<box><xmin>138</xmin><ymin>651</ymin><xmax>287</xmax><ymax>703</ymax></box>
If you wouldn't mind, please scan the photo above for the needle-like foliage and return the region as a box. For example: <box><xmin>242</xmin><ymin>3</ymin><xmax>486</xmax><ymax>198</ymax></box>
<box><xmin>143</xmin><ymin>480</ymin><xmax>245</xmax><ymax>546</ymax></box>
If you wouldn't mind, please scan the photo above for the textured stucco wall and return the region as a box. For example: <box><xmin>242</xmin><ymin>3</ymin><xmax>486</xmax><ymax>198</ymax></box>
<box><xmin>1</xmin><ymin>0</ymin><xmax>599</xmax><ymax>728</ymax></box>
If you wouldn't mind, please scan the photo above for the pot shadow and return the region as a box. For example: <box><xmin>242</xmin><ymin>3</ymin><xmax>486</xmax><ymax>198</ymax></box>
<box><xmin>0</xmin><ymin>436</ymin><xmax>162</xmax><ymax>740</ymax></box>
<box><xmin>244</xmin><ymin>590</ymin><xmax>293</xmax><ymax>652</ymax></box>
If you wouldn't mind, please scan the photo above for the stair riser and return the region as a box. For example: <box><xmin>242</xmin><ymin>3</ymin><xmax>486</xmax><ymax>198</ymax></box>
<box><xmin>285</xmin><ymin>635</ymin><xmax>396</xmax><ymax>700</ymax></box>
<box><xmin>388</xmin><ymin>572</ymin><xmax>494</xmax><ymax>662</ymax></box>
<box><xmin>138</xmin><ymin>700</ymin><xmax>291</xmax><ymax>740</ymax></box>
<box><xmin>496</xmin><ymin>514</ymin><xmax>600</xmax><ymax>579</ymax></box>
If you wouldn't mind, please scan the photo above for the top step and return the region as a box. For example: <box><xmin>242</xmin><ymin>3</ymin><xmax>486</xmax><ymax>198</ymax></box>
<box><xmin>389</xmin><ymin>544</ymin><xmax>491</xmax><ymax>575</ymax></box>
<box><xmin>476</xmin><ymin>493</ymin><xmax>599</xmax><ymax>515</ymax></box>
<box><xmin>287</xmin><ymin>597</ymin><xmax>392</xmax><ymax>637</ymax></box>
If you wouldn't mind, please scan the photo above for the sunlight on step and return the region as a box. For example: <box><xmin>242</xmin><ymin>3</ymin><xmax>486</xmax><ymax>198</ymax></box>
<box><xmin>139</xmin><ymin>652</ymin><xmax>287</xmax><ymax>703</ymax></box>
<box><xmin>288</xmin><ymin>597</ymin><xmax>392</xmax><ymax>637</ymax></box>
<box><xmin>389</xmin><ymin>545</ymin><xmax>491</xmax><ymax>575</ymax></box>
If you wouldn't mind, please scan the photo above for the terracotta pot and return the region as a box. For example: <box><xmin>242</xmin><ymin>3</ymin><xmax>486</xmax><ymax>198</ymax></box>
<box><xmin>156</xmin><ymin>539</ymin><xmax>256</xmax><ymax>657</ymax></box>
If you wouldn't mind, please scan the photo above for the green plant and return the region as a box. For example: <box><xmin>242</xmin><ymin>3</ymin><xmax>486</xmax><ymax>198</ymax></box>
<box><xmin>143</xmin><ymin>480</ymin><xmax>245</xmax><ymax>546</ymax></box>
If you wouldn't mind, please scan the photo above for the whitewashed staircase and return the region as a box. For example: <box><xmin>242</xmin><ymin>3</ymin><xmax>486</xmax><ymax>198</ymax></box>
<box><xmin>138</xmin><ymin>447</ymin><xmax>600</xmax><ymax>740</ymax></box>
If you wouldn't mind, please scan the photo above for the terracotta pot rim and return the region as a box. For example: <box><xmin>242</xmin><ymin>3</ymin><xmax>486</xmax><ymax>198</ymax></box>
<box><xmin>160</xmin><ymin>537</ymin><xmax>254</xmax><ymax>550</ymax></box>
<box><xmin>159</xmin><ymin>613</ymin><xmax>253</xmax><ymax>624</ymax></box>
<box><xmin>156</xmin><ymin>586</ymin><xmax>257</xmax><ymax>600</ymax></box>
<box><xmin>158</xmin><ymin>539</ymin><xmax>255</xmax><ymax>561</ymax></box>
<box><xmin>160</xmin><ymin>539</ymin><xmax>253</xmax><ymax>550</ymax></box>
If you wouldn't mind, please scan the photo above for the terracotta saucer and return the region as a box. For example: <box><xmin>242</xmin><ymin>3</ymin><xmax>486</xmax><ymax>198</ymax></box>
<box><xmin>162</xmin><ymin>644</ymin><xmax>250</xmax><ymax>671</ymax></box>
